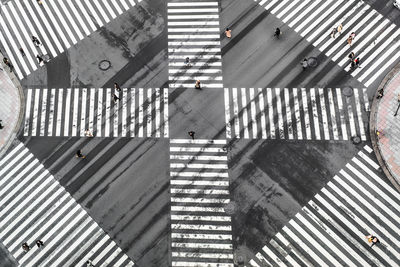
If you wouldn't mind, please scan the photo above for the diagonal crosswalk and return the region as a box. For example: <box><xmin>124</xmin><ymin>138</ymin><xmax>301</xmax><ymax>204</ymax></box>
<box><xmin>248</xmin><ymin>145</ymin><xmax>400</xmax><ymax>267</ymax></box>
<box><xmin>0</xmin><ymin>142</ymin><xmax>134</xmax><ymax>266</ymax></box>
<box><xmin>255</xmin><ymin>0</ymin><xmax>400</xmax><ymax>87</ymax></box>
<box><xmin>23</xmin><ymin>88</ymin><xmax>169</xmax><ymax>138</ymax></box>
<box><xmin>0</xmin><ymin>0</ymin><xmax>141</xmax><ymax>79</ymax></box>
<box><xmin>168</xmin><ymin>0</ymin><xmax>223</xmax><ymax>89</ymax></box>
<box><xmin>169</xmin><ymin>139</ymin><xmax>234</xmax><ymax>267</ymax></box>
<box><xmin>224</xmin><ymin>87</ymin><xmax>369</xmax><ymax>140</ymax></box>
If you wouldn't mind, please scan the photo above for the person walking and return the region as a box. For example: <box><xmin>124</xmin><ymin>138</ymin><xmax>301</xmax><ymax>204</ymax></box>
<box><xmin>36</xmin><ymin>240</ymin><xmax>44</xmax><ymax>248</ymax></box>
<box><xmin>19</xmin><ymin>48</ymin><xmax>25</xmax><ymax>56</ymax></box>
<box><xmin>0</xmin><ymin>120</ymin><xmax>4</xmax><ymax>129</ymax></box>
<box><xmin>195</xmin><ymin>80</ymin><xmax>201</xmax><ymax>89</ymax></box>
<box><xmin>86</xmin><ymin>260</ymin><xmax>94</xmax><ymax>267</ymax></box>
<box><xmin>22</xmin><ymin>242</ymin><xmax>30</xmax><ymax>252</ymax></box>
<box><xmin>32</xmin><ymin>36</ymin><xmax>41</xmax><ymax>46</ymax></box>
<box><xmin>337</xmin><ymin>23</ymin><xmax>343</xmax><ymax>34</ymax></box>
<box><xmin>301</xmin><ymin>58</ymin><xmax>308</xmax><ymax>70</ymax></box>
<box><xmin>330</xmin><ymin>27</ymin><xmax>337</xmax><ymax>38</ymax></box>
<box><xmin>347</xmin><ymin>35</ymin><xmax>353</xmax><ymax>46</ymax></box>
<box><xmin>377</xmin><ymin>88</ymin><xmax>384</xmax><ymax>99</ymax></box>
<box><xmin>84</xmin><ymin>129</ymin><xmax>93</xmax><ymax>137</ymax></box>
<box><xmin>188</xmin><ymin>131</ymin><xmax>195</xmax><ymax>140</ymax></box>
<box><xmin>114</xmin><ymin>82</ymin><xmax>121</xmax><ymax>92</ymax></box>
<box><xmin>185</xmin><ymin>57</ymin><xmax>191</xmax><ymax>67</ymax></box>
<box><xmin>348</xmin><ymin>52</ymin><xmax>354</xmax><ymax>61</ymax></box>
<box><xmin>274</xmin><ymin>27</ymin><xmax>281</xmax><ymax>38</ymax></box>
<box><xmin>76</xmin><ymin>150</ymin><xmax>86</xmax><ymax>159</ymax></box>
<box><xmin>36</xmin><ymin>54</ymin><xmax>44</xmax><ymax>64</ymax></box>
<box><xmin>366</xmin><ymin>235</ymin><xmax>380</xmax><ymax>248</ymax></box>
<box><xmin>225</xmin><ymin>27</ymin><xmax>232</xmax><ymax>38</ymax></box>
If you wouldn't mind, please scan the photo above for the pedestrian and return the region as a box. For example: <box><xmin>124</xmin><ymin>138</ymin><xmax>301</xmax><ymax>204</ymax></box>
<box><xmin>84</xmin><ymin>129</ymin><xmax>93</xmax><ymax>137</ymax></box>
<box><xmin>377</xmin><ymin>89</ymin><xmax>384</xmax><ymax>99</ymax></box>
<box><xmin>76</xmin><ymin>150</ymin><xmax>86</xmax><ymax>159</ymax></box>
<box><xmin>86</xmin><ymin>260</ymin><xmax>94</xmax><ymax>267</ymax></box>
<box><xmin>195</xmin><ymin>80</ymin><xmax>201</xmax><ymax>89</ymax></box>
<box><xmin>113</xmin><ymin>93</ymin><xmax>120</xmax><ymax>103</ymax></box>
<box><xmin>366</xmin><ymin>235</ymin><xmax>380</xmax><ymax>248</ymax></box>
<box><xmin>301</xmin><ymin>58</ymin><xmax>308</xmax><ymax>70</ymax></box>
<box><xmin>347</xmin><ymin>35</ymin><xmax>353</xmax><ymax>46</ymax></box>
<box><xmin>0</xmin><ymin>120</ymin><xmax>3</xmax><ymax>129</ymax></box>
<box><xmin>32</xmin><ymin>36</ymin><xmax>41</xmax><ymax>46</ymax></box>
<box><xmin>114</xmin><ymin>82</ymin><xmax>121</xmax><ymax>92</ymax></box>
<box><xmin>3</xmin><ymin>57</ymin><xmax>13</xmax><ymax>72</ymax></box>
<box><xmin>350</xmin><ymin>32</ymin><xmax>356</xmax><ymax>39</ymax></box>
<box><xmin>225</xmin><ymin>27</ymin><xmax>232</xmax><ymax>38</ymax></box>
<box><xmin>353</xmin><ymin>57</ymin><xmax>360</xmax><ymax>68</ymax></box>
<box><xmin>188</xmin><ymin>131</ymin><xmax>195</xmax><ymax>140</ymax></box>
<box><xmin>337</xmin><ymin>23</ymin><xmax>343</xmax><ymax>34</ymax></box>
<box><xmin>185</xmin><ymin>57</ymin><xmax>191</xmax><ymax>67</ymax></box>
<box><xmin>36</xmin><ymin>54</ymin><xmax>44</xmax><ymax>64</ymax></box>
<box><xmin>274</xmin><ymin>27</ymin><xmax>281</xmax><ymax>38</ymax></box>
<box><xmin>22</xmin><ymin>242</ymin><xmax>30</xmax><ymax>252</ymax></box>
<box><xmin>348</xmin><ymin>52</ymin><xmax>354</xmax><ymax>61</ymax></box>
<box><xmin>376</xmin><ymin>130</ymin><xmax>382</xmax><ymax>139</ymax></box>
<box><xmin>37</xmin><ymin>0</ymin><xmax>42</xmax><ymax>4</ymax></box>
<box><xmin>330</xmin><ymin>27</ymin><xmax>337</xmax><ymax>38</ymax></box>
<box><xmin>19</xmin><ymin>48</ymin><xmax>25</xmax><ymax>56</ymax></box>
<box><xmin>36</xmin><ymin>240</ymin><xmax>44</xmax><ymax>248</ymax></box>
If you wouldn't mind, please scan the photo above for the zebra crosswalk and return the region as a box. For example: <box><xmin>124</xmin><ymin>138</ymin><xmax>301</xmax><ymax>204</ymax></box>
<box><xmin>0</xmin><ymin>0</ymin><xmax>141</xmax><ymax>80</ymax></box>
<box><xmin>168</xmin><ymin>0</ymin><xmax>223</xmax><ymax>89</ymax></box>
<box><xmin>0</xmin><ymin>142</ymin><xmax>134</xmax><ymax>266</ymax></box>
<box><xmin>248</xmin><ymin>145</ymin><xmax>400</xmax><ymax>267</ymax></box>
<box><xmin>169</xmin><ymin>139</ymin><xmax>234</xmax><ymax>267</ymax></box>
<box><xmin>255</xmin><ymin>0</ymin><xmax>400</xmax><ymax>87</ymax></box>
<box><xmin>23</xmin><ymin>88</ymin><xmax>169</xmax><ymax>138</ymax></box>
<box><xmin>224</xmin><ymin>87</ymin><xmax>369</xmax><ymax>140</ymax></box>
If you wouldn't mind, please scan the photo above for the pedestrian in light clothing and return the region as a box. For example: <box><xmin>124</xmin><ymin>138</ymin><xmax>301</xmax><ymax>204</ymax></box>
<box><xmin>225</xmin><ymin>27</ymin><xmax>232</xmax><ymax>38</ymax></box>
<box><xmin>301</xmin><ymin>58</ymin><xmax>308</xmax><ymax>70</ymax></box>
<box><xmin>32</xmin><ymin>36</ymin><xmax>41</xmax><ymax>46</ymax></box>
<box><xmin>337</xmin><ymin>23</ymin><xmax>343</xmax><ymax>34</ymax></box>
<box><xmin>114</xmin><ymin>82</ymin><xmax>121</xmax><ymax>92</ymax></box>
<box><xmin>195</xmin><ymin>80</ymin><xmax>201</xmax><ymax>89</ymax></box>
<box><xmin>113</xmin><ymin>93</ymin><xmax>120</xmax><ymax>103</ymax></box>
<box><xmin>22</xmin><ymin>242</ymin><xmax>30</xmax><ymax>252</ymax></box>
<box><xmin>330</xmin><ymin>27</ymin><xmax>337</xmax><ymax>38</ymax></box>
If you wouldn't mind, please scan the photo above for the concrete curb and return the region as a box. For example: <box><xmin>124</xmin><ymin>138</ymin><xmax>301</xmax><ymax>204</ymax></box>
<box><xmin>370</xmin><ymin>62</ymin><xmax>400</xmax><ymax>192</ymax></box>
<box><xmin>0</xmin><ymin>53</ymin><xmax>25</xmax><ymax>159</ymax></box>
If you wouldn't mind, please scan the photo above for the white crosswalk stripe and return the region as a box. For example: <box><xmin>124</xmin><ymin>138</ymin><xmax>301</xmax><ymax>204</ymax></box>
<box><xmin>0</xmin><ymin>143</ymin><xmax>134</xmax><ymax>266</ymax></box>
<box><xmin>255</xmin><ymin>0</ymin><xmax>400</xmax><ymax>87</ymax></box>
<box><xmin>168</xmin><ymin>0</ymin><xmax>223</xmax><ymax>89</ymax></box>
<box><xmin>248</xmin><ymin>145</ymin><xmax>400</xmax><ymax>267</ymax></box>
<box><xmin>224</xmin><ymin>87</ymin><xmax>368</xmax><ymax>140</ymax></box>
<box><xmin>0</xmin><ymin>0</ymin><xmax>140</xmax><ymax>79</ymax></box>
<box><xmin>23</xmin><ymin>88</ymin><xmax>169</xmax><ymax>138</ymax></box>
<box><xmin>170</xmin><ymin>139</ymin><xmax>234</xmax><ymax>267</ymax></box>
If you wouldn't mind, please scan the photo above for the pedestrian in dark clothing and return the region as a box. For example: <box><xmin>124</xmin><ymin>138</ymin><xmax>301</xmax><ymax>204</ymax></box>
<box><xmin>114</xmin><ymin>82</ymin><xmax>121</xmax><ymax>92</ymax></box>
<box><xmin>36</xmin><ymin>240</ymin><xmax>44</xmax><ymax>248</ymax></box>
<box><xmin>3</xmin><ymin>57</ymin><xmax>13</xmax><ymax>72</ymax></box>
<box><xmin>76</xmin><ymin>150</ymin><xmax>86</xmax><ymax>159</ymax></box>
<box><xmin>32</xmin><ymin>36</ymin><xmax>41</xmax><ymax>46</ymax></box>
<box><xmin>0</xmin><ymin>120</ymin><xmax>3</xmax><ymax>129</ymax></box>
<box><xmin>113</xmin><ymin>93</ymin><xmax>120</xmax><ymax>103</ymax></box>
<box><xmin>188</xmin><ymin>131</ymin><xmax>195</xmax><ymax>140</ymax></box>
<box><xmin>19</xmin><ymin>48</ymin><xmax>25</xmax><ymax>56</ymax></box>
<box><xmin>86</xmin><ymin>260</ymin><xmax>94</xmax><ymax>267</ymax></box>
<box><xmin>354</xmin><ymin>57</ymin><xmax>360</xmax><ymax>67</ymax></box>
<box><xmin>195</xmin><ymin>80</ymin><xmax>201</xmax><ymax>89</ymax></box>
<box><xmin>36</xmin><ymin>55</ymin><xmax>44</xmax><ymax>64</ymax></box>
<box><xmin>301</xmin><ymin>58</ymin><xmax>308</xmax><ymax>70</ymax></box>
<box><xmin>185</xmin><ymin>57</ymin><xmax>191</xmax><ymax>67</ymax></box>
<box><xmin>274</xmin><ymin>27</ymin><xmax>281</xmax><ymax>38</ymax></box>
<box><xmin>348</xmin><ymin>52</ymin><xmax>354</xmax><ymax>61</ymax></box>
<box><xmin>377</xmin><ymin>89</ymin><xmax>384</xmax><ymax>99</ymax></box>
<box><xmin>330</xmin><ymin>27</ymin><xmax>337</xmax><ymax>38</ymax></box>
<box><xmin>366</xmin><ymin>235</ymin><xmax>380</xmax><ymax>248</ymax></box>
<box><xmin>22</xmin><ymin>242</ymin><xmax>30</xmax><ymax>252</ymax></box>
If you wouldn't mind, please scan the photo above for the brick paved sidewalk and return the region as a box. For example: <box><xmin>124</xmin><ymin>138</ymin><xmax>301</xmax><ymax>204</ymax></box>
<box><xmin>0</xmin><ymin>53</ymin><xmax>24</xmax><ymax>158</ymax></box>
<box><xmin>371</xmin><ymin>63</ymin><xmax>400</xmax><ymax>192</ymax></box>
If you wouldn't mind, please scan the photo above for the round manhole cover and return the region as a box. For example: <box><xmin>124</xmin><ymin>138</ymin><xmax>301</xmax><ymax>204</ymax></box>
<box><xmin>352</xmin><ymin>135</ymin><xmax>361</xmax><ymax>144</ymax></box>
<box><xmin>307</xmin><ymin>57</ymin><xmax>318</xmax><ymax>68</ymax></box>
<box><xmin>236</xmin><ymin>255</ymin><xmax>244</xmax><ymax>264</ymax></box>
<box><xmin>225</xmin><ymin>201</ymin><xmax>236</xmax><ymax>215</ymax></box>
<box><xmin>342</xmin><ymin>86</ymin><xmax>353</xmax><ymax>97</ymax></box>
<box><xmin>98</xmin><ymin>60</ymin><xmax>111</xmax><ymax>71</ymax></box>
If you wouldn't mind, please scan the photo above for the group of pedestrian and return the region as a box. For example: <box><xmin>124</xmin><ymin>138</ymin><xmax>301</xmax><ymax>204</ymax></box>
<box><xmin>22</xmin><ymin>239</ymin><xmax>44</xmax><ymax>252</ymax></box>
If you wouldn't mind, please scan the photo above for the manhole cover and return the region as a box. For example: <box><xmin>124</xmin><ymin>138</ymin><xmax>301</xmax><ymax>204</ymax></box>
<box><xmin>352</xmin><ymin>135</ymin><xmax>361</xmax><ymax>144</ymax></box>
<box><xmin>183</xmin><ymin>104</ymin><xmax>192</xmax><ymax>114</ymax></box>
<box><xmin>307</xmin><ymin>57</ymin><xmax>318</xmax><ymax>68</ymax></box>
<box><xmin>342</xmin><ymin>86</ymin><xmax>353</xmax><ymax>97</ymax></box>
<box><xmin>225</xmin><ymin>201</ymin><xmax>236</xmax><ymax>215</ymax></box>
<box><xmin>236</xmin><ymin>255</ymin><xmax>245</xmax><ymax>264</ymax></box>
<box><xmin>98</xmin><ymin>60</ymin><xmax>111</xmax><ymax>71</ymax></box>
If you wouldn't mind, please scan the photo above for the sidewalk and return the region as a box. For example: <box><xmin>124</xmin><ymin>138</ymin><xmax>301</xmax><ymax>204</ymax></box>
<box><xmin>371</xmin><ymin>63</ymin><xmax>400</xmax><ymax>192</ymax></box>
<box><xmin>0</xmin><ymin>53</ymin><xmax>24</xmax><ymax>158</ymax></box>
